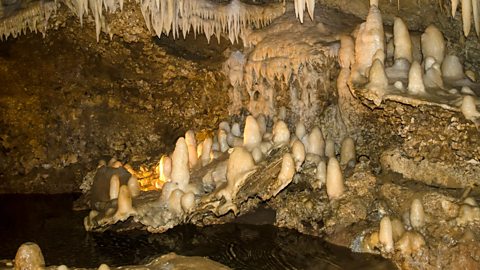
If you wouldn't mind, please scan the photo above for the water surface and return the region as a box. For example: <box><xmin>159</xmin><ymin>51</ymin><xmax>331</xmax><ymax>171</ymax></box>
<box><xmin>0</xmin><ymin>194</ymin><xmax>396</xmax><ymax>269</ymax></box>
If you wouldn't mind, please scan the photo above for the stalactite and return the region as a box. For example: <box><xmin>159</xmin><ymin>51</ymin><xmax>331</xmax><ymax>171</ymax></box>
<box><xmin>0</xmin><ymin>1</ymin><xmax>57</xmax><ymax>40</ymax></box>
<box><xmin>140</xmin><ymin>0</ymin><xmax>285</xmax><ymax>44</ymax></box>
<box><xmin>294</xmin><ymin>0</ymin><xmax>315</xmax><ymax>23</ymax></box>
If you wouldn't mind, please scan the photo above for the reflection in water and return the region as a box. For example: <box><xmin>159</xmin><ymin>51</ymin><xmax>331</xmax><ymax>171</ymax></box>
<box><xmin>0</xmin><ymin>194</ymin><xmax>396</xmax><ymax>269</ymax></box>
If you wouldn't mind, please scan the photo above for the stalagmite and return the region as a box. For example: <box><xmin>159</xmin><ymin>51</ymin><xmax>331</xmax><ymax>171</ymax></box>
<box><xmin>391</xmin><ymin>218</ymin><xmax>405</xmax><ymax>242</ymax></box>
<box><xmin>251</xmin><ymin>147</ymin><xmax>263</xmax><ymax>163</ymax></box>
<box><xmin>379</xmin><ymin>216</ymin><xmax>394</xmax><ymax>253</ymax></box>
<box><xmin>326</xmin><ymin>157</ymin><xmax>345</xmax><ymax>200</ymax></box>
<box><xmin>340</xmin><ymin>137</ymin><xmax>356</xmax><ymax>166</ymax></box>
<box><xmin>160</xmin><ymin>155</ymin><xmax>172</xmax><ymax>180</ymax></box>
<box><xmin>421</xmin><ymin>25</ymin><xmax>445</xmax><ymax>65</ymax></box>
<box><xmin>368</xmin><ymin>59</ymin><xmax>389</xmax><ymax>92</ymax></box>
<box><xmin>325</xmin><ymin>139</ymin><xmax>335</xmax><ymax>158</ymax></box>
<box><xmin>109</xmin><ymin>174</ymin><xmax>120</xmax><ymax>200</ymax></box>
<box><xmin>15</xmin><ymin>242</ymin><xmax>45</xmax><ymax>270</ymax></box>
<box><xmin>201</xmin><ymin>137</ymin><xmax>213</xmax><ymax>166</ymax></box>
<box><xmin>127</xmin><ymin>176</ymin><xmax>140</xmax><ymax>197</ymax></box>
<box><xmin>424</xmin><ymin>63</ymin><xmax>444</xmax><ymax>88</ymax></box>
<box><xmin>394</xmin><ymin>17</ymin><xmax>413</xmax><ymax>63</ymax></box>
<box><xmin>410</xmin><ymin>198</ymin><xmax>425</xmax><ymax>230</ymax></box>
<box><xmin>218</xmin><ymin>129</ymin><xmax>230</xmax><ymax>153</ymax></box>
<box><xmin>461</xmin><ymin>95</ymin><xmax>480</xmax><ymax>121</ymax></box>
<box><xmin>168</xmin><ymin>189</ymin><xmax>184</xmax><ymax>215</ymax></box>
<box><xmin>442</xmin><ymin>55</ymin><xmax>464</xmax><ymax>81</ymax></box>
<box><xmin>462</xmin><ymin>0</ymin><xmax>472</xmax><ymax>36</ymax></box>
<box><xmin>185</xmin><ymin>130</ymin><xmax>198</xmax><ymax>169</ymax></box>
<box><xmin>227</xmin><ymin>147</ymin><xmax>255</xmax><ymax>187</ymax></box>
<box><xmin>291</xmin><ymin>140</ymin><xmax>306</xmax><ymax>171</ymax></box>
<box><xmin>307</xmin><ymin>127</ymin><xmax>325</xmax><ymax>156</ymax></box>
<box><xmin>408</xmin><ymin>61</ymin><xmax>426</xmax><ymax>94</ymax></box>
<box><xmin>115</xmin><ymin>185</ymin><xmax>136</xmax><ymax>220</ymax></box>
<box><xmin>180</xmin><ymin>191</ymin><xmax>195</xmax><ymax>213</ymax></box>
<box><xmin>462</xmin><ymin>86</ymin><xmax>476</xmax><ymax>95</ymax></box>
<box><xmin>338</xmin><ymin>35</ymin><xmax>355</xmax><ymax>69</ymax></box>
<box><xmin>256</xmin><ymin>114</ymin><xmax>267</xmax><ymax>137</ymax></box>
<box><xmin>217</xmin><ymin>147</ymin><xmax>256</xmax><ymax>208</ymax></box>
<box><xmin>314</xmin><ymin>160</ymin><xmax>327</xmax><ymax>189</ymax></box>
<box><xmin>219</xmin><ymin>121</ymin><xmax>230</xmax><ymax>133</ymax></box>
<box><xmin>295</xmin><ymin>122</ymin><xmax>307</xmax><ymax>142</ymax></box>
<box><xmin>396</xmin><ymin>231</ymin><xmax>426</xmax><ymax>255</ymax></box>
<box><xmin>352</xmin><ymin>3</ymin><xmax>385</xmax><ymax>79</ymax></box>
<box><xmin>272</xmin><ymin>120</ymin><xmax>290</xmax><ymax>146</ymax></box>
<box><xmin>244</xmin><ymin>115</ymin><xmax>262</xmax><ymax>150</ymax></box>
<box><xmin>231</xmin><ymin>122</ymin><xmax>242</xmax><ymax>137</ymax></box>
<box><xmin>171</xmin><ymin>137</ymin><xmax>190</xmax><ymax>191</ymax></box>
<box><xmin>160</xmin><ymin>182</ymin><xmax>177</xmax><ymax>202</ymax></box>
<box><xmin>272</xmin><ymin>153</ymin><xmax>295</xmax><ymax>195</ymax></box>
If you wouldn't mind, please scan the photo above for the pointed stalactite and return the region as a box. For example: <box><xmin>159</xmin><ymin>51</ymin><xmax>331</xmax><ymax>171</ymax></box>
<box><xmin>462</xmin><ymin>0</ymin><xmax>472</xmax><ymax>36</ymax></box>
<box><xmin>473</xmin><ymin>0</ymin><xmax>480</xmax><ymax>36</ymax></box>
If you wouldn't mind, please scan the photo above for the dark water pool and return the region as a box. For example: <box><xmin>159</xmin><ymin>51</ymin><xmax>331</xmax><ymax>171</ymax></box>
<box><xmin>0</xmin><ymin>194</ymin><xmax>396</xmax><ymax>269</ymax></box>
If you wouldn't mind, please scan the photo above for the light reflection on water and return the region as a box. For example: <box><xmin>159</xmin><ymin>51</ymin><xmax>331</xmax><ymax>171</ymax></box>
<box><xmin>0</xmin><ymin>194</ymin><xmax>396</xmax><ymax>269</ymax></box>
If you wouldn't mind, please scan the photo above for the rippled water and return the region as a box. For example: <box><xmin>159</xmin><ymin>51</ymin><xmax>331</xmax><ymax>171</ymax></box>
<box><xmin>0</xmin><ymin>194</ymin><xmax>396</xmax><ymax>269</ymax></box>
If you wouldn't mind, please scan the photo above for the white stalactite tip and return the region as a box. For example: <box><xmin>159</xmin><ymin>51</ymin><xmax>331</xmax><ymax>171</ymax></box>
<box><xmin>462</xmin><ymin>0</ymin><xmax>472</xmax><ymax>36</ymax></box>
<box><xmin>452</xmin><ymin>0</ymin><xmax>460</xmax><ymax>17</ymax></box>
<box><xmin>326</xmin><ymin>157</ymin><xmax>345</xmax><ymax>200</ymax></box>
<box><xmin>473</xmin><ymin>0</ymin><xmax>480</xmax><ymax>36</ymax></box>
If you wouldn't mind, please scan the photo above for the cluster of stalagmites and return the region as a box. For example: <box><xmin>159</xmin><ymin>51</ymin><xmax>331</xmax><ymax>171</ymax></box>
<box><xmin>85</xmin><ymin>112</ymin><xmax>357</xmax><ymax>230</ymax></box>
<box><xmin>344</xmin><ymin>0</ymin><xmax>480</xmax><ymax>125</ymax></box>
<box><xmin>361</xmin><ymin>195</ymin><xmax>480</xmax><ymax>257</ymax></box>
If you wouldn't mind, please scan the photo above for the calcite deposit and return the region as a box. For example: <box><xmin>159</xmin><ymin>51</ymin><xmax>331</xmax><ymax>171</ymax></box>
<box><xmin>2</xmin><ymin>0</ymin><xmax>480</xmax><ymax>269</ymax></box>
